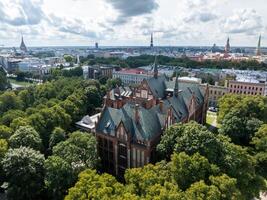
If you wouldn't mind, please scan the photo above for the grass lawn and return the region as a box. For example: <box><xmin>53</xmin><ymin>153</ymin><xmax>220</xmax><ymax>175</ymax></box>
<box><xmin>206</xmin><ymin>111</ymin><xmax>221</xmax><ymax>131</ymax></box>
<box><xmin>8</xmin><ymin>78</ymin><xmax>34</xmax><ymax>87</ymax></box>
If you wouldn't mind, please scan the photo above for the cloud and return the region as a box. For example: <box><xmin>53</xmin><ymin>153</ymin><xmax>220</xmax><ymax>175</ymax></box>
<box><xmin>222</xmin><ymin>9</ymin><xmax>263</xmax><ymax>35</ymax></box>
<box><xmin>0</xmin><ymin>0</ymin><xmax>44</xmax><ymax>26</ymax></box>
<box><xmin>47</xmin><ymin>14</ymin><xmax>108</xmax><ymax>39</ymax></box>
<box><xmin>184</xmin><ymin>10</ymin><xmax>218</xmax><ymax>23</ymax></box>
<box><xmin>105</xmin><ymin>0</ymin><xmax>159</xmax><ymax>25</ymax></box>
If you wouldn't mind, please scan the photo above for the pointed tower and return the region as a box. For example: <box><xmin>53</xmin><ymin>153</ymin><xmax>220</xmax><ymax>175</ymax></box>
<box><xmin>153</xmin><ymin>56</ymin><xmax>158</xmax><ymax>79</ymax></box>
<box><xmin>225</xmin><ymin>37</ymin><xmax>230</xmax><ymax>54</ymax></box>
<box><xmin>20</xmin><ymin>36</ymin><xmax>27</xmax><ymax>52</ymax></box>
<box><xmin>256</xmin><ymin>35</ymin><xmax>261</xmax><ymax>56</ymax></box>
<box><xmin>150</xmin><ymin>33</ymin><xmax>154</xmax><ymax>48</ymax></box>
<box><xmin>174</xmin><ymin>70</ymin><xmax>179</xmax><ymax>97</ymax></box>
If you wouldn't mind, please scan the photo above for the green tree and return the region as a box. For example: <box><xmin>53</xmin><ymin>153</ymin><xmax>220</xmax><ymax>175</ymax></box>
<box><xmin>0</xmin><ymin>91</ymin><xmax>23</xmax><ymax>114</ymax></box>
<box><xmin>251</xmin><ymin>124</ymin><xmax>267</xmax><ymax>178</ymax></box>
<box><xmin>171</xmin><ymin>152</ymin><xmax>219</xmax><ymax>190</ymax></box>
<box><xmin>65</xmin><ymin>169</ymin><xmax>135</xmax><ymax>200</ymax></box>
<box><xmin>53</xmin><ymin>131</ymin><xmax>98</xmax><ymax>174</ymax></box>
<box><xmin>45</xmin><ymin>156</ymin><xmax>74</xmax><ymax>200</ymax></box>
<box><xmin>0</xmin><ymin>109</ymin><xmax>26</xmax><ymax>126</ymax></box>
<box><xmin>0</xmin><ymin>70</ymin><xmax>10</xmax><ymax>91</ymax></box>
<box><xmin>185</xmin><ymin>180</ymin><xmax>221</xmax><ymax>200</ymax></box>
<box><xmin>209</xmin><ymin>174</ymin><xmax>242</xmax><ymax>200</ymax></box>
<box><xmin>0</xmin><ymin>139</ymin><xmax>8</xmax><ymax>186</ymax></box>
<box><xmin>9</xmin><ymin>126</ymin><xmax>42</xmax><ymax>151</ymax></box>
<box><xmin>49</xmin><ymin>127</ymin><xmax>66</xmax><ymax>149</ymax></box>
<box><xmin>219</xmin><ymin>109</ymin><xmax>263</xmax><ymax>145</ymax></box>
<box><xmin>2</xmin><ymin>147</ymin><xmax>45</xmax><ymax>200</ymax></box>
<box><xmin>0</xmin><ymin>125</ymin><xmax>12</xmax><ymax>139</ymax></box>
<box><xmin>106</xmin><ymin>78</ymin><xmax>122</xmax><ymax>89</ymax></box>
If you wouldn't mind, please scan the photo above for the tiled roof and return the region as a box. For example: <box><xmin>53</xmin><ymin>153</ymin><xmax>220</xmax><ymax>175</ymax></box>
<box><xmin>96</xmin><ymin>75</ymin><xmax>205</xmax><ymax>143</ymax></box>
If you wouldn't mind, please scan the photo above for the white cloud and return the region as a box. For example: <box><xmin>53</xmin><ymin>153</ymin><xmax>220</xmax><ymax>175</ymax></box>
<box><xmin>222</xmin><ymin>9</ymin><xmax>263</xmax><ymax>35</ymax></box>
<box><xmin>0</xmin><ymin>0</ymin><xmax>266</xmax><ymax>46</ymax></box>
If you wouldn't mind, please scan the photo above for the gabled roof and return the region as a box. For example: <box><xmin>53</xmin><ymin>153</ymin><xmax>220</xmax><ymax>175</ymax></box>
<box><xmin>146</xmin><ymin>75</ymin><xmax>167</xmax><ymax>99</ymax></box>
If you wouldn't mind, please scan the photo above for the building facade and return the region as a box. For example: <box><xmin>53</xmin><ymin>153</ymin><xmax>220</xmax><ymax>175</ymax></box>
<box><xmin>225</xmin><ymin>79</ymin><xmax>266</xmax><ymax>96</ymax></box>
<box><xmin>207</xmin><ymin>84</ymin><xmax>228</xmax><ymax>107</ymax></box>
<box><xmin>95</xmin><ymin>63</ymin><xmax>209</xmax><ymax>178</ymax></box>
<box><xmin>112</xmin><ymin>69</ymin><xmax>153</xmax><ymax>85</ymax></box>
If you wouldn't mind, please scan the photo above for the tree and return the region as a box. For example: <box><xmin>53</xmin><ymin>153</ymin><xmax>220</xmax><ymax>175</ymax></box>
<box><xmin>0</xmin><ymin>139</ymin><xmax>8</xmax><ymax>187</ymax></box>
<box><xmin>0</xmin><ymin>70</ymin><xmax>10</xmax><ymax>91</ymax></box>
<box><xmin>209</xmin><ymin>174</ymin><xmax>242</xmax><ymax>200</ymax></box>
<box><xmin>44</xmin><ymin>156</ymin><xmax>74</xmax><ymax>200</ymax></box>
<box><xmin>53</xmin><ymin>131</ymin><xmax>98</xmax><ymax>174</ymax></box>
<box><xmin>85</xmin><ymin>86</ymin><xmax>102</xmax><ymax>113</ymax></box>
<box><xmin>64</xmin><ymin>55</ymin><xmax>73</xmax><ymax>63</ymax></box>
<box><xmin>9</xmin><ymin>126</ymin><xmax>42</xmax><ymax>151</ymax></box>
<box><xmin>171</xmin><ymin>152</ymin><xmax>219</xmax><ymax>191</ymax></box>
<box><xmin>49</xmin><ymin>127</ymin><xmax>66</xmax><ymax>149</ymax></box>
<box><xmin>0</xmin><ymin>109</ymin><xmax>26</xmax><ymax>126</ymax></box>
<box><xmin>2</xmin><ymin>147</ymin><xmax>45</xmax><ymax>200</ymax></box>
<box><xmin>251</xmin><ymin>124</ymin><xmax>267</xmax><ymax>178</ymax></box>
<box><xmin>106</xmin><ymin>78</ymin><xmax>122</xmax><ymax>89</ymax></box>
<box><xmin>219</xmin><ymin>109</ymin><xmax>263</xmax><ymax>145</ymax></box>
<box><xmin>65</xmin><ymin>169</ymin><xmax>137</xmax><ymax>200</ymax></box>
<box><xmin>0</xmin><ymin>125</ymin><xmax>12</xmax><ymax>139</ymax></box>
<box><xmin>158</xmin><ymin>121</ymin><xmax>224</xmax><ymax>164</ymax></box>
<box><xmin>185</xmin><ymin>180</ymin><xmax>221</xmax><ymax>200</ymax></box>
<box><xmin>0</xmin><ymin>91</ymin><xmax>23</xmax><ymax>114</ymax></box>
<box><xmin>157</xmin><ymin>122</ymin><xmax>265</xmax><ymax>199</ymax></box>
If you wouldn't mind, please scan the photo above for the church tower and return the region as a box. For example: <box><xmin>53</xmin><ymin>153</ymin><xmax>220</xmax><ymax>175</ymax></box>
<box><xmin>256</xmin><ymin>35</ymin><xmax>261</xmax><ymax>56</ymax></box>
<box><xmin>224</xmin><ymin>37</ymin><xmax>230</xmax><ymax>54</ymax></box>
<box><xmin>153</xmin><ymin>56</ymin><xmax>158</xmax><ymax>79</ymax></box>
<box><xmin>150</xmin><ymin>33</ymin><xmax>154</xmax><ymax>48</ymax></box>
<box><xmin>20</xmin><ymin>36</ymin><xmax>27</xmax><ymax>52</ymax></box>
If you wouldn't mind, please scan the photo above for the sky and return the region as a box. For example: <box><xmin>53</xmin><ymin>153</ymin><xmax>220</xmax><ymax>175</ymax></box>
<box><xmin>0</xmin><ymin>0</ymin><xmax>266</xmax><ymax>47</ymax></box>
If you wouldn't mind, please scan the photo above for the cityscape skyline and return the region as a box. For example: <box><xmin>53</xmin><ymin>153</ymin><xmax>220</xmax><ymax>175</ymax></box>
<box><xmin>0</xmin><ymin>0</ymin><xmax>266</xmax><ymax>47</ymax></box>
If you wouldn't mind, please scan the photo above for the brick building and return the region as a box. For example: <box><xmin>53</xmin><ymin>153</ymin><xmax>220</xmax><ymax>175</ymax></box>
<box><xmin>95</xmin><ymin>62</ymin><xmax>209</xmax><ymax>178</ymax></box>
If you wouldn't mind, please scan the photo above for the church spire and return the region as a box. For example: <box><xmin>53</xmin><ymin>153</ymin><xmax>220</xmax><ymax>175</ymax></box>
<box><xmin>150</xmin><ymin>33</ymin><xmax>153</xmax><ymax>48</ymax></box>
<box><xmin>256</xmin><ymin>35</ymin><xmax>261</xmax><ymax>56</ymax></box>
<box><xmin>225</xmin><ymin>37</ymin><xmax>230</xmax><ymax>54</ymax></box>
<box><xmin>174</xmin><ymin>69</ymin><xmax>179</xmax><ymax>97</ymax></box>
<box><xmin>153</xmin><ymin>56</ymin><xmax>158</xmax><ymax>79</ymax></box>
<box><xmin>20</xmin><ymin>35</ymin><xmax>27</xmax><ymax>52</ymax></box>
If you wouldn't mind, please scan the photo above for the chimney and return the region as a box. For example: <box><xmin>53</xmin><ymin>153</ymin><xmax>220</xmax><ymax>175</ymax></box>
<box><xmin>135</xmin><ymin>104</ymin><xmax>140</xmax><ymax>124</ymax></box>
<box><xmin>159</xmin><ymin>100</ymin><xmax>163</xmax><ymax>112</ymax></box>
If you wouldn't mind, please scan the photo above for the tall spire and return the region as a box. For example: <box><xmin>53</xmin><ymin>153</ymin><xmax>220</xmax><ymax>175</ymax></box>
<box><xmin>225</xmin><ymin>37</ymin><xmax>230</xmax><ymax>54</ymax></box>
<box><xmin>150</xmin><ymin>33</ymin><xmax>153</xmax><ymax>48</ymax></box>
<box><xmin>20</xmin><ymin>36</ymin><xmax>27</xmax><ymax>52</ymax></box>
<box><xmin>174</xmin><ymin>69</ymin><xmax>179</xmax><ymax>97</ymax></box>
<box><xmin>153</xmin><ymin>56</ymin><xmax>158</xmax><ymax>79</ymax></box>
<box><xmin>256</xmin><ymin>35</ymin><xmax>261</xmax><ymax>56</ymax></box>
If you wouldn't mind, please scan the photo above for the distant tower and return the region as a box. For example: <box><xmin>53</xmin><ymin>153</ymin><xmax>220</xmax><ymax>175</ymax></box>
<box><xmin>153</xmin><ymin>56</ymin><xmax>158</xmax><ymax>79</ymax></box>
<box><xmin>256</xmin><ymin>35</ymin><xmax>261</xmax><ymax>56</ymax></box>
<box><xmin>95</xmin><ymin>42</ymin><xmax>99</xmax><ymax>49</ymax></box>
<box><xmin>150</xmin><ymin>33</ymin><xmax>154</xmax><ymax>48</ymax></box>
<box><xmin>20</xmin><ymin>36</ymin><xmax>27</xmax><ymax>52</ymax></box>
<box><xmin>224</xmin><ymin>37</ymin><xmax>230</xmax><ymax>54</ymax></box>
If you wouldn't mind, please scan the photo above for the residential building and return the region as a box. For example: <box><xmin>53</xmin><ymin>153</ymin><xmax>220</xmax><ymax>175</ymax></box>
<box><xmin>112</xmin><ymin>68</ymin><xmax>153</xmax><ymax>85</ymax></box>
<box><xmin>206</xmin><ymin>83</ymin><xmax>228</xmax><ymax>107</ymax></box>
<box><xmin>87</xmin><ymin>65</ymin><xmax>114</xmax><ymax>79</ymax></box>
<box><xmin>225</xmin><ymin>79</ymin><xmax>266</xmax><ymax>96</ymax></box>
<box><xmin>95</xmin><ymin>62</ymin><xmax>209</xmax><ymax>178</ymax></box>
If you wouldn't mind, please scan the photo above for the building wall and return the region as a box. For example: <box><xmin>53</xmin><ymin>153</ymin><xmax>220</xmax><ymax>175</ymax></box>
<box><xmin>208</xmin><ymin>85</ymin><xmax>228</xmax><ymax>107</ymax></box>
<box><xmin>226</xmin><ymin>80</ymin><xmax>266</xmax><ymax>96</ymax></box>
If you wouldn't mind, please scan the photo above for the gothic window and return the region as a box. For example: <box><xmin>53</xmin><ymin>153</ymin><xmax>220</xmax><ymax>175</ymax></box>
<box><xmin>141</xmin><ymin>90</ymin><xmax>148</xmax><ymax>98</ymax></box>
